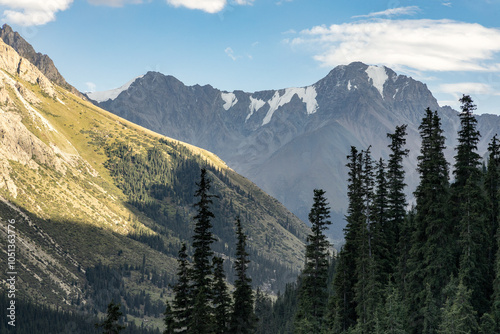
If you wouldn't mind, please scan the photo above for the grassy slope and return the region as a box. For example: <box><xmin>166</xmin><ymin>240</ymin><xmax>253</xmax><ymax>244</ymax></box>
<box><xmin>0</xmin><ymin>71</ymin><xmax>309</xmax><ymax>329</ymax></box>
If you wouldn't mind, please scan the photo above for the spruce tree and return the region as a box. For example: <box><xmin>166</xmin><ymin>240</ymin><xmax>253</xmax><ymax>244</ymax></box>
<box><xmin>386</xmin><ymin>125</ymin><xmax>409</xmax><ymax>285</ymax></box>
<box><xmin>438</xmin><ymin>279</ymin><xmax>478</xmax><ymax>334</ymax></box>
<box><xmin>213</xmin><ymin>256</ymin><xmax>231</xmax><ymax>334</ymax></box>
<box><xmin>169</xmin><ymin>243</ymin><xmax>191</xmax><ymax>333</ymax></box>
<box><xmin>451</xmin><ymin>95</ymin><xmax>490</xmax><ymax>316</ymax></box>
<box><xmin>230</xmin><ymin>217</ymin><xmax>257</xmax><ymax>334</ymax></box>
<box><xmin>294</xmin><ymin>189</ymin><xmax>332</xmax><ymax>333</ymax></box>
<box><xmin>330</xmin><ymin>146</ymin><xmax>363</xmax><ymax>332</ymax></box>
<box><xmin>190</xmin><ymin>168</ymin><xmax>217</xmax><ymax>333</ymax></box>
<box><xmin>164</xmin><ymin>301</ymin><xmax>175</xmax><ymax>334</ymax></box>
<box><xmin>407</xmin><ymin>109</ymin><xmax>452</xmax><ymax>332</ymax></box>
<box><xmin>95</xmin><ymin>301</ymin><xmax>126</xmax><ymax>334</ymax></box>
<box><xmin>354</xmin><ymin>148</ymin><xmax>382</xmax><ymax>334</ymax></box>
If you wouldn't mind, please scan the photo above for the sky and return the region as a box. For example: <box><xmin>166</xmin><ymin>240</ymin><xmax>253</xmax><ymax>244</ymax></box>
<box><xmin>1</xmin><ymin>0</ymin><xmax>500</xmax><ymax>114</ymax></box>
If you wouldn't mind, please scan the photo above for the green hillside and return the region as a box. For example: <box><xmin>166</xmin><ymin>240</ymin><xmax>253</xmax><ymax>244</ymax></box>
<box><xmin>0</xmin><ymin>40</ymin><xmax>308</xmax><ymax>331</ymax></box>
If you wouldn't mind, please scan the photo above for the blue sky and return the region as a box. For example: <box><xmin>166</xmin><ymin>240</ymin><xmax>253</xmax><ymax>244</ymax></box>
<box><xmin>2</xmin><ymin>0</ymin><xmax>500</xmax><ymax>114</ymax></box>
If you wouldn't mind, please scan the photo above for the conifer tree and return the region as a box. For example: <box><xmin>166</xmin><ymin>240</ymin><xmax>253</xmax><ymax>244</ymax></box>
<box><xmin>294</xmin><ymin>189</ymin><xmax>332</xmax><ymax>333</ymax></box>
<box><xmin>438</xmin><ymin>279</ymin><xmax>478</xmax><ymax>334</ymax></box>
<box><xmin>330</xmin><ymin>146</ymin><xmax>363</xmax><ymax>332</ymax></box>
<box><xmin>255</xmin><ymin>288</ymin><xmax>273</xmax><ymax>334</ymax></box>
<box><xmin>164</xmin><ymin>301</ymin><xmax>175</xmax><ymax>334</ymax></box>
<box><xmin>213</xmin><ymin>256</ymin><xmax>231</xmax><ymax>334</ymax></box>
<box><xmin>95</xmin><ymin>301</ymin><xmax>126</xmax><ymax>334</ymax></box>
<box><xmin>451</xmin><ymin>95</ymin><xmax>490</xmax><ymax>316</ymax></box>
<box><xmin>407</xmin><ymin>109</ymin><xmax>451</xmax><ymax>332</ymax></box>
<box><xmin>386</xmin><ymin>125</ymin><xmax>409</xmax><ymax>283</ymax></box>
<box><xmin>230</xmin><ymin>217</ymin><xmax>257</xmax><ymax>334</ymax></box>
<box><xmin>370</xmin><ymin>158</ymin><xmax>389</xmax><ymax>286</ymax></box>
<box><xmin>354</xmin><ymin>148</ymin><xmax>382</xmax><ymax>333</ymax></box>
<box><xmin>169</xmin><ymin>243</ymin><xmax>191</xmax><ymax>333</ymax></box>
<box><xmin>190</xmin><ymin>168</ymin><xmax>217</xmax><ymax>333</ymax></box>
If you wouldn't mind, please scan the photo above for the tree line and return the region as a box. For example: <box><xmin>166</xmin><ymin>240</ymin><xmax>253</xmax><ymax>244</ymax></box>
<box><xmin>262</xmin><ymin>95</ymin><xmax>500</xmax><ymax>334</ymax></box>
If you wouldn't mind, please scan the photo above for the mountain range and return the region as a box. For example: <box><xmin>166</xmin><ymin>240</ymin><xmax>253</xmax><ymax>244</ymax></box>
<box><xmin>0</xmin><ymin>25</ymin><xmax>308</xmax><ymax>330</ymax></box>
<box><xmin>88</xmin><ymin>62</ymin><xmax>500</xmax><ymax>239</ymax></box>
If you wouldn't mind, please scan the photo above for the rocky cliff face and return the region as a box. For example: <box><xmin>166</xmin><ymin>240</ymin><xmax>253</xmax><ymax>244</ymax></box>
<box><xmin>0</xmin><ymin>24</ymin><xmax>83</xmax><ymax>98</ymax></box>
<box><xmin>90</xmin><ymin>62</ymin><xmax>500</xmax><ymax>239</ymax></box>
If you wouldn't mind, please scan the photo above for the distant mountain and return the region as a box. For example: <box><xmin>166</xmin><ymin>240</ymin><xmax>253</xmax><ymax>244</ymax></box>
<box><xmin>89</xmin><ymin>62</ymin><xmax>500</xmax><ymax>239</ymax></box>
<box><xmin>0</xmin><ymin>32</ymin><xmax>308</xmax><ymax>329</ymax></box>
<box><xmin>0</xmin><ymin>23</ymin><xmax>83</xmax><ymax>98</ymax></box>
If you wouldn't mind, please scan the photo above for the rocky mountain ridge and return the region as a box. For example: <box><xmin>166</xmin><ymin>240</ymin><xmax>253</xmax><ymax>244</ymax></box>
<box><xmin>0</xmin><ymin>24</ymin><xmax>83</xmax><ymax>98</ymax></box>
<box><xmin>0</xmin><ymin>31</ymin><xmax>308</xmax><ymax>329</ymax></box>
<box><xmin>90</xmin><ymin>62</ymin><xmax>500</xmax><ymax>238</ymax></box>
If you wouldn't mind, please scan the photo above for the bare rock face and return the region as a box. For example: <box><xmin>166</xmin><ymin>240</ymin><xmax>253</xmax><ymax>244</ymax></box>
<box><xmin>0</xmin><ymin>38</ymin><xmax>56</xmax><ymax>98</ymax></box>
<box><xmin>0</xmin><ymin>24</ymin><xmax>82</xmax><ymax>98</ymax></box>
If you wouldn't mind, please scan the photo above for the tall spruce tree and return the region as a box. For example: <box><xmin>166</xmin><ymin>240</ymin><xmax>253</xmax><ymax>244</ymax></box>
<box><xmin>330</xmin><ymin>146</ymin><xmax>363</xmax><ymax>332</ymax></box>
<box><xmin>354</xmin><ymin>148</ymin><xmax>382</xmax><ymax>334</ymax></box>
<box><xmin>451</xmin><ymin>95</ymin><xmax>490</xmax><ymax>316</ymax></box>
<box><xmin>294</xmin><ymin>189</ymin><xmax>332</xmax><ymax>333</ymax></box>
<box><xmin>213</xmin><ymin>256</ymin><xmax>231</xmax><ymax>334</ymax></box>
<box><xmin>169</xmin><ymin>243</ymin><xmax>191</xmax><ymax>334</ymax></box>
<box><xmin>230</xmin><ymin>217</ymin><xmax>257</xmax><ymax>334</ymax></box>
<box><xmin>407</xmin><ymin>108</ymin><xmax>452</xmax><ymax>333</ymax></box>
<box><xmin>485</xmin><ymin>135</ymin><xmax>500</xmax><ymax>294</ymax></box>
<box><xmin>386</xmin><ymin>125</ymin><xmax>409</xmax><ymax>283</ymax></box>
<box><xmin>191</xmin><ymin>168</ymin><xmax>217</xmax><ymax>333</ymax></box>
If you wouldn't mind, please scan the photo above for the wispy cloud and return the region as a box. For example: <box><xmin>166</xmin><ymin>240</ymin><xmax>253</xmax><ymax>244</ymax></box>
<box><xmin>0</xmin><ymin>0</ymin><xmax>73</xmax><ymax>26</ymax></box>
<box><xmin>442</xmin><ymin>2</ymin><xmax>452</xmax><ymax>7</ymax></box>
<box><xmin>88</xmin><ymin>0</ymin><xmax>143</xmax><ymax>7</ymax></box>
<box><xmin>225</xmin><ymin>47</ymin><xmax>237</xmax><ymax>60</ymax></box>
<box><xmin>439</xmin><ymin>82</ymin><xmax>500</xmax><ymax>96</ymax></box>
<box><xmin>352</xmin><ymin>6</ymin><xmax>420</xmax><ymax>18</ymax></box>
<box><xmin>289</xmin><ymin>19</ymin><xmax>500</xmax><ymax>73</ymax></box>
<box><xmin>166</xmin><ymin>0</ymin><xmax>227</xmax><ymax>13</ymax></box>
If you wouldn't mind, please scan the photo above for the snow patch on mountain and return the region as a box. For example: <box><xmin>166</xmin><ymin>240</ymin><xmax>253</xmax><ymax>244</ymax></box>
<box><xmin>365</xmin><ymin>65</ymin><xmax>388</xmax><ymax>98</ymax></box>
<box><xmin>87</xmin><ymin>75</ymin><xmax>144</xmax><ymax>103</ymax></box>
<box><xmin>262</xmin><ymin>86</ymin><xmax>318</xmax><ymax>126</ymax></box>
<box><xmin>246</xmin><ymin>96</ymin><xmax>266</xmax><ymax>121</ymax></box>
<box><xmin>221</xmin><ymin>92</ymin><xmax>238</xmax><ymax>110</ymax></box>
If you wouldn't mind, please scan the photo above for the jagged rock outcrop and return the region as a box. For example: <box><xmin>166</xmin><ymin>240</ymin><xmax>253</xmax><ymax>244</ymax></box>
<box><xmin>0</xmin><ymin>24</ymin><xmax>83</xmax><ymax>98</ymax></box>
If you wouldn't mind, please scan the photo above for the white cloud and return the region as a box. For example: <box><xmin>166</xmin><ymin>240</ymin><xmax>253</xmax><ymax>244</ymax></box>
<box><xmin>442</xmin><ymin>2</ymin><xmax>452</xmax><ymax>7</ymax></box>
<box><xmin>166</xmin><ymin>0</ymin><xmax>226</xmax><ymax>13</ymax></box>
<box><xmin>352</xmin><ymin>6</ymin><xmax>420</xmax><ymax>18</ymax></box>
<box><xmin>87</xmin><ymin>0</ymin><xmax>143</xmax><ymax>7</ymax></box>
<box><xmin>439</xmin><ymin>82</ymin><xmax>500</xmax><ymax>96</ymax></box>
<box><xmin>290</xmin><ymin>19</ymin><xmax>500</xmax><ymax>73</ymax></box>
<box><xmin>85</xmin><ymin>82</ymin><xmax>96</xmax><ymax>93</ymax></box>
<box><xmin>233</xmin><ymin>0</ymin><xmax>254</xmax><ymax>5</ymax></box>
<box><xmin>225</xmin><ymin>47</ymin><xmax>237</xmax><ymax>60</ymax></box>
<box><xmin>0</xmin><ymin>0</ymin><xmax>73</xmax><ymax>26</ymax></box>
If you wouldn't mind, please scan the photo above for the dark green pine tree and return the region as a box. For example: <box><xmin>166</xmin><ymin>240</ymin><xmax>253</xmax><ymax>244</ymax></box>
<box><xmin>190</xmin><ymin>168</ymin><xmax>217</xmax><ymax>334</ymax></box>
<box><xmin>386</xmin><ymin>125</ymin><xmax>409</xmax><ymax>288</ymax></box>
<box><xmin>255</xmin><ymin>288</ymin><xmax>274</xmax><ymax>334</ymax></box>
<box><xmin>95</xmin><ymin>301</ymin><xmax>126</xmax><ymax>334</ymax></box>
<box><xmin>354</xmin><ymin>148</ymin><xmax>382</xmax><ymax>334</ymax></box>
<box><xmin>213</xmin><ymin>256</ymin><xmax>231</xmax><ymax>334</ymax></box>
<box><xmin>370</xmin><ymin>158</ymin><xmax>390</xmax><ymax>286</ymax></box>
<box><xmin>329</xmin><ymin>146</ymin><xmax>363</xmax><ymax>332</ymax></box>
<box><xmin>230</xmin><ymin>217</ymin><xmax>257</xmax><ymax>334</ymax></box>
<box><xmin>169</xmin><ymin>243</ymin><xmax>191</xmax><ymax>334</ymax></box>
<box><xmin>164</xmin><ymin>301</ymin><xmax>175</xmax><ymax>334</ymax></box>
<box><xmin>438</xmin><ymin>278</ymin><xmax>478</xmax><ymax>334</ymax></box>
<box><xmin>407</xmin><ymin>108</ymin><xmax>452</xmax><ymax>333</ymax></box>
<box><xmin>485</xmin><ymin>135</ymin><xmax>500</xmax><ymax>288</ymax></box>
<box><xmin>451</xmin><ymin>95</ymin><xmax>490</xmax><ymax>316</ymax></box>
<box><xmin>294</xmin><ymin>189</ymin><xmax>332</xmax><ymax>333</ymax></box>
